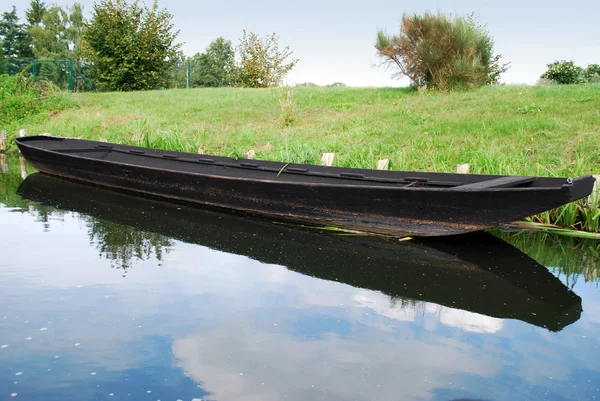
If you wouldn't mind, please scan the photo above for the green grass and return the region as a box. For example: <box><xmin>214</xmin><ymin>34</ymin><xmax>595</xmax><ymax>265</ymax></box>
<box><xmin>4</xmin><ymin>83</ymin><xmax>600</xmax><ymax>230</ymax></box>
<box><xmin>496</xmin><ymin>230</ymin><xmax>600</xmax><ymax>285</ymax></box>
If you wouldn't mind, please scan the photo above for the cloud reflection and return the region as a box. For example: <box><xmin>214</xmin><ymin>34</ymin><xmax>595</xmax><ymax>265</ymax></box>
<box><xmin>173</xmin><ymin>322</ymin><xmax>498</xmax><ymax>401</ymax></box>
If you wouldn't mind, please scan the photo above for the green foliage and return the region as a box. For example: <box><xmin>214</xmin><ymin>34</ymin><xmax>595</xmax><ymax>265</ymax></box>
<box><xmin>516</xmin><ymin>104</ymin><xmax>543</xmax><ymax>114</ymax></box>
<box><xmin>0</xmin><ymin>73</ymin><xmax>73</xmax><ymax>125</ymax></box>
<box><xmin>541</xmin><ymin>60</ymin><xmax>584</xmax><ymax>84</ymax></box>
<box><xmin>81</xmin><ymin>0</ymin><xmax>181</xmax><ymax>91</ymax></box>
<box><xmin>235</xmin><ymin>30</ymin><xmax>298</xmax><ymax>88</ymax></box>
<box><xmin>583</xmin><ymin>64</ymin><xmax>600</xmax><ymax>83</ymax></box>
<box><xmin>25</xmin><ymin>0</ymin><xmax>46</xmax><ymax>26</ymax></box>
<box><xmin>0</xmin><ymin>6</ymin><xmax>34</xmax><ymax>74</ymax></box>
<box><xmin>278</xmin><ymin>85</ymin><xmax>295</xmax><ymax>127</ymax></box>
<box><xmin>24</xmin><ymin>1</ymin><xmax>87</xmax><ymax>90</ymax></box>
<box><xmin>190</xmin><ymin>37</ymin><xmax>236</xmax><ymax>87</ymax></box>
<box><xmin>375</xmin><ymin>11</ymin><xmax>507</xmax><ymax>90</ymax></box>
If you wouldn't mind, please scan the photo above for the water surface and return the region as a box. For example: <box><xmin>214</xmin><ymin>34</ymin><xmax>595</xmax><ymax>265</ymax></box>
<box><xmin>1</xmin><ymin>157</ymin><xmax>599</xmax><ymax>401</ymax></box>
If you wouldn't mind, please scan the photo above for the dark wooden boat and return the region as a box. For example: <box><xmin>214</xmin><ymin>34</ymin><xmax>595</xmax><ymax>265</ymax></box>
<box><xmin>15</xmin><ymin>135</ymin><xmax>595</xmax><ymax>237</ymax></box>
<box><xmin>17</xmin><ymin>173</ymin><xmax>583</xmax><ymax>331</ymax></box>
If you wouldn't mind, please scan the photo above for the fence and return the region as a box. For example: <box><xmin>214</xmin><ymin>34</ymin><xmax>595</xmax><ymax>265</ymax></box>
<box><xmin>3</xmin><ymin>58</ymin><xmax>95</xmax><ymax>92</ymax></box>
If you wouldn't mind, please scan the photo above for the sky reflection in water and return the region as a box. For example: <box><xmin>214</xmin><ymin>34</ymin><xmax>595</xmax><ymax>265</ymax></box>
<box><xmin>0</xmin><ymin>171</ymin><xmax>599</xmax><ymax>401</ymax></box>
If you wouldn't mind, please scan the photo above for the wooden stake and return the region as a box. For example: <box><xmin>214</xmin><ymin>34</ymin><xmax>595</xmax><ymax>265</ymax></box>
<box><xmin>19</xmin><ymin>129</ymin><xmax>27</xmax><ymax>137</ymax></box>
<box><xmin>377</xmin><ymin>159</ymin><xmax>389</xmax><ymax>170</ymax></box>
<box><xmin>321</xmin><ymin>152</ymin><xmax>335</xmax><ymax>167</ymax></box>
<box><xmin>0</xmin><ymin>153</ymin><xmax>7</xmax><ymax>174</ymax></box>
<box><xmin>456</xmin><ymin>163</ymin><xmax>469</xmax><ymax>174</ymax></box>
<box><xmin>0</xmin><ymin>130</ymin><xmax>6</xmax><ymax>153</ymax></box>
<box><xmin>246</xmin><ymin>149</ymin><xmax>255</xmax><ymax>160</ymax></box>
<box><xmin>19</xmin><ymin>154</ymin><xmax>27</xmax><ymax>179</ymax></box>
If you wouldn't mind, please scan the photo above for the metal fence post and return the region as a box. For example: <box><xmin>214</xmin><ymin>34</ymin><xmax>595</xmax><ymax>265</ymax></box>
<box><xmin>68</xmin><ymin>59</ymin><xmax>74</xmax><ymax>91</ymax></box>
<box><xmin>187</xmin><ymin>58</ymin><xmax>191</xmax><ymax>89</ymax></box>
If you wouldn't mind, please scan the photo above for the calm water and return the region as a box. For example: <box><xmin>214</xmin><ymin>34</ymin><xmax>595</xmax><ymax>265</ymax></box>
<box><xmin>1</xmin><ymin>157</ymin><xmax>599</xmax><ymax>401</ymax></box>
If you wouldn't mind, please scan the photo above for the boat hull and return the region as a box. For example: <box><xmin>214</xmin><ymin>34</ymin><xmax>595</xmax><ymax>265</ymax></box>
<box><xmin>17</xmin><ymin>173</ymin><xmax>583</xmax><ymax>331</ymax></box>
<box><xmin>15</xmin><ymin>136</ymin><xmax>595</xmax><ymax>237</ymax></box>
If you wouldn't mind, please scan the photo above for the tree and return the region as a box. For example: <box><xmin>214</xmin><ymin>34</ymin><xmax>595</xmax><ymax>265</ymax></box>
<box><xmin>190</xmin><ymin>36</ymin><xmax>236</xmax><ymax>87</ymax></box>
<box><xmin>28</xmin><ymin>5</ymin><xmax>69</xmax><ymax>59</ymax></box>
<box><xmin>235</xmin><ymin>30</ymin><xmax>298</xmax><ymax>88</ymax></box>
<box><xmin>375</xmin><ymin>12</ymin><xmax>506</xmax><ymax>90</ymax></box>
<box><xmin>0</xmin><ymin>6</ymin><xmax>34</xmax><ymax>74</ymax></box>
<box><xmin>25</xmin><ymin>0</ymin><xmax>46</xmax><ymax>26</ymax></box>
<box><xmin>81</xmin><ymin>0</ymin><xmax>181</xmax><ymax>91</ymax></box>
<box><xmin>584</xmin><ymin>64</ymin><xmax>600</xmax><ymax>83</ymax></box>
<box><xmin>540</xmin><ymin>60</ymin><xmax>583</xmax><ymax>85</ymax></box>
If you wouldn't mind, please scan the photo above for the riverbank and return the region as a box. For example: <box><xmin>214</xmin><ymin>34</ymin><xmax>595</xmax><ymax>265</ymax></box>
<box><xmin>3</xmin><ymin>84</ymin><xmax>600</xmax><ymax>231</ymax></box>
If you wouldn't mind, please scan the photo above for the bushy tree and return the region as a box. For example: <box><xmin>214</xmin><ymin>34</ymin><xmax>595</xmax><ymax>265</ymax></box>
<box><xmin>191</xmin><ymin>37</ymin><xmax>236</xmax><ymax>87</ymax></box>
<box><xmin>375</xmin><ymin>12</ymin><xmax>507</xmax><ymax>90</ymax></box>
<box><xmin>583</xmin><ymin>64</ymin><xmax>600</xmax><ymax>83</ymax></box>
<box><xmin>235</xmin><ymin>30</ymin><xmax>298</xmax><ymax>88</ymax></box>
<box><xmin>81</xmin><ymin>0</ymin><xmax>181</xmax><ymax>91</ymax></box>
<box><xmin>25</xmin><ymin>0</ymin><xmax>46</xmax><ymax>26</ymax></box>
<box><xmin>0</xmin><ymin>6</ymin><xmax>34</xmax><ymax>74</ymax></box>
<box><xmin>540</xmin><ymin>60</ymin><xmax>583</xmax><ymax>84</ymax></box>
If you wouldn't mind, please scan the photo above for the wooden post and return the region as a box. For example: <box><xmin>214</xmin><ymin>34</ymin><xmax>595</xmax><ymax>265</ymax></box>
<box><xmin>321</xmin><ymin>153</ymin><xmax>335</xmax><ymax>167</ymax></box>
<box><xmin>246</xmin><ymin>149</ymin><xmax>255</xmax><ymax>160</ymax></box>
<box><xmin>377</xmin><ymin>159</ymin><xmax>389</xmax><ymax>170</ymax></box>
<box><xmin>19</xmin><ymin>129</ymin><xmax>27</xmax><ymax>137</ymax></box>
<box><xmin>456</xmin><ymin>163</ymin><xmax>469</xmax><ymax>174</ymax></box>
<box><xmin>0</xmin><ymin>153</ymin><xmax>7</xmax><ymax>174</ymax></box>
<box><xmin>0</xmin><ymin>130</ymin><xmax>6</xmax><ymax>153</ymax></box>
<box><xmin>19</xmin><ymin>154</ymin><xmax>27</xmax><ymax>179</ymax></box>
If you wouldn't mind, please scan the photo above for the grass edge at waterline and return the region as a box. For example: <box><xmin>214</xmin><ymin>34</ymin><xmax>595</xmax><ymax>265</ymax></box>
<box><xmin>4</xmin><ymin>84</ymin><xmax>600</xmax><ymax>232</ymax></box>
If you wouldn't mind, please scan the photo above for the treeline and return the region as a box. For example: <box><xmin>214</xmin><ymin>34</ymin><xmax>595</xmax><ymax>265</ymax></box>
<box><xmin>540</xmin><ymin>61</ymin><xmax>600</xmax><ymax>85</ymax></box>
<box><xmin>0</xmin><ymin>0</ymin><xmax>298</xmax><ymax>91</ymax></box>
<box><xmin>2</xmin><ymin>2</ymin><xmax>598</xmax><ymax>93</ymax></box>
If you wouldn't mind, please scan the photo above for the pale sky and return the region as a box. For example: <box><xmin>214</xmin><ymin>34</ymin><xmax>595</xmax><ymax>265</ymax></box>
<box><xmin>2</xmin><ymin>0</ymin><xmax>598</xmax><ymax>87</ymax></box>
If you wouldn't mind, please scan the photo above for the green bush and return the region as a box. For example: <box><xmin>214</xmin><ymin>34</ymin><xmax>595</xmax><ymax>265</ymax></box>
<box><xmin>375</xmin><ymin>12</ymin><xmax>508</xmax><ymax>90</ymax></box>
<box><xmin>540</xmin><ymin>61</ymin><xmax>584</xmax><ymax>84</ymax></box>
<box><xmin>0</xmin><ymin>74</ymin><xmax>73</xmax><ymax>125</ymax></box>
<box><xmin>584</xmin><ymin>64</ymin><xmax>600</xmax><ymax>83</ymax></box>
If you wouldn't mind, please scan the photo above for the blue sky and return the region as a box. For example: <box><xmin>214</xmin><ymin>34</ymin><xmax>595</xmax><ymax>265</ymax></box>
<box><xmin>2</xmin><ymin>0</ymin><xmax>599</xmax><ymax>86</ymax></box>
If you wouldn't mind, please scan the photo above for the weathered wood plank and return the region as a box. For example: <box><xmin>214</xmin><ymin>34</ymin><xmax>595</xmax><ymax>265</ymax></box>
<box><xmin>452</xmin><ymin>176</ymin><xmax>534</xmax><ymax>191</ymax></box>
<box><xmin>321</xmin><ymin>153</ymin><xmax>335</xmax><ymax>167</ymax></box>
<box><xmin>456</xmin><ymin>163</ymin><xmax>469</xmax><ymax>174</ymax></box>
<box><xmin>377</xmin><ymin>159</ymin><xmax>389</xmax><ymax>170</ymax></box>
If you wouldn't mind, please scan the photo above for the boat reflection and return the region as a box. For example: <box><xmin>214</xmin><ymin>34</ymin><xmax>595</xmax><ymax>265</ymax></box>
<box><xmin>17</xmin><ymin>173</ymin><xmax>583</xmax><ymax>332</ymax></box>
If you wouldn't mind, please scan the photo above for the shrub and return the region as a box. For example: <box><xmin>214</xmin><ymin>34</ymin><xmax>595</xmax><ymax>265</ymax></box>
<box><xmin>0</xmin><ymin>74</ymin><xmax>73</xmax><ymax>125</ymax></box>
<box><xmin>540</xmin><ymin>61</ymin><xmax>584</xmax><ymax>84</ymax></box>
<box><xmin>375</xmin><ymin>11</ymin><xmax>508</xmax><ymax>90</ymax></box>
<box><xmin>584</xmin><ymin>64</ymin><xmax>600</xmax><ymax>83</ymax></box>
<box><xmin>235</xmin><ymin>30</ymin><xmax>298</xmax><ymax>88</ymax></box>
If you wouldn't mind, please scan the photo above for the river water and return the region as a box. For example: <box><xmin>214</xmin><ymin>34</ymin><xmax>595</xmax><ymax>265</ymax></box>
<box><xmin>1</xmin><ymin>157</ymin><xmax>599</xmax><ymax>401</ymax></box>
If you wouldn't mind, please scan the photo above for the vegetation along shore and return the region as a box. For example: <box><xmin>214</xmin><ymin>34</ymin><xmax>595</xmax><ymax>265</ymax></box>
<box><xmin>2</xmin><ymin>81</ymin><xmax>600</xmax><ymax>234</ymax></box>
<box><xmin>2</xmin><ymin>2</ymin><xmax>599</xmax><ymax>234</ymax></box>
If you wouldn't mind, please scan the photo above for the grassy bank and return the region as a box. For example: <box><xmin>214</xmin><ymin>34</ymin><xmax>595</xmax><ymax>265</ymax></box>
<box><xmin>4</xmin><ymin>83</ymin><xmax>600</xmax><ymax>231</ymax></box>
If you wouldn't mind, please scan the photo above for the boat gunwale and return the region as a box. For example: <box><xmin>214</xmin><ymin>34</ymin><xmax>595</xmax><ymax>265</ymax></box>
<box><xmin>14</xmin><ymin>136</ymin><xmax>583</xmax><ymax>193</ymax></box>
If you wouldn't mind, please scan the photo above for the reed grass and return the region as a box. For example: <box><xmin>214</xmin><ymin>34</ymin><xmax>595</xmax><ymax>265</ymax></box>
<box><xmin>496</xmin><ymin>230</ymin><xmax>600</xmax><ymax>286</ymax></box>
<box><xmin>4</xmin><ymin>83</ymin><xmax>600</xmax><ymax>231</ymax></box>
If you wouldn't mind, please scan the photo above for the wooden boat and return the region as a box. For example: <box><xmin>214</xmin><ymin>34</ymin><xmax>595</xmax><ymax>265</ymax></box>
<box><xmin>17</xmin><ymin>173</ymin><xmax>583</xmax><ymax>331</ymax></box>
<box><xmin>14</xmin><ymin>135</ymin><xmax>596</xmax><ymax>237</ymax></box>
